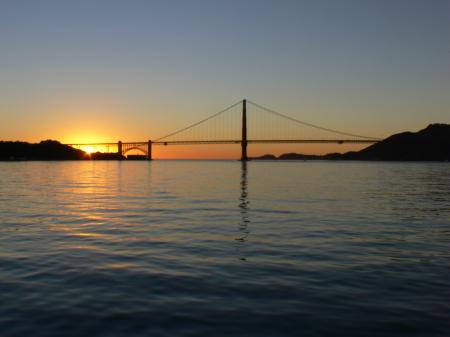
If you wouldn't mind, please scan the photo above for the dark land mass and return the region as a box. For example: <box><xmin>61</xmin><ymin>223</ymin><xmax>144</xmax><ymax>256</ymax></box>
<box><xmin>0</xmin><ymin>140</ymin><xmax>87</xmax><ymax>160</ymax></box>
<box><xmin>90</xmin><ymin>152</ymin><xmax>125</xmax><ymax>160</ymax></box>
<box><xmin>0</xmin><ymin>141</ymin><xmax>130</xmax><ymax>160</ymax></box>
<box><xmin>252</xmin><ymin>124</ymin><xmax>450</xmax><ymax>161</ymax></box>
<box><xmin>126</xmin><ymin>154</ymin><xmax>149</xmax><ymax>160</ymax></box>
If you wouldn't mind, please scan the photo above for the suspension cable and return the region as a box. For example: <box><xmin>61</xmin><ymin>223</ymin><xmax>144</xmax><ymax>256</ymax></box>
<box><xmin>247</xmin><ymin>100</ymin><xmax>380</xmax><ymax>140</ymax></box>
<box><xmin>154</xmin><ymin>100</ymin><xmax>243</xmax><ymax>142</ymax></box>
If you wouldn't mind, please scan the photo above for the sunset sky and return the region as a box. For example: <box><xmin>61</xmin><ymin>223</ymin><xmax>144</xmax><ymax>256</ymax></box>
<box><xmin>1</xmin><ymin>0</ymin><xmax>449</xmax><ymax>158</ymax></box>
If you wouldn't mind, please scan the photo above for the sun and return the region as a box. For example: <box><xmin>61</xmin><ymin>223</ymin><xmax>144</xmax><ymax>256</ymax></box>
<box><xmin>82</xmin><ymin>146</ymin><xmax>95</xmax><ymax>154</ymax></box>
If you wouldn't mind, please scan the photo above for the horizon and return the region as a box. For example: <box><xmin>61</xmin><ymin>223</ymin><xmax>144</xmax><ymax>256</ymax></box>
<box><xmin>0</xmin><ymin>110</ymin><xmax>445</xmax><ymax>159</ymax></box>
<box><xmin>2</xmin><ymin>120</ymin><xmax>448</xmax><ymax>161</ymax></box>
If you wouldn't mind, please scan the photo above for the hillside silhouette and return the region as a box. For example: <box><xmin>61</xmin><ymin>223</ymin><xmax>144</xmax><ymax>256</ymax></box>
<box><xmin>342</xmin><ymin>124</ymin><xmax>450</xmax><ymax>161</ymax></box>
<box><xmin>253</xmin><ymin>124</ymin><xmax>450</xmax><ymax>161</ymax></box>
<box><xmin>0</xmin><ymin>140</ymin><xmax>86</xmax><ymax>160</ymax></box>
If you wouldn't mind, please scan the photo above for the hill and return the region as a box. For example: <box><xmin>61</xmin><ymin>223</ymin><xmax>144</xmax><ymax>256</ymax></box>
<box><xmin>252</xmin><ymin>124</ymin><xmax>450</xmax><ymax>161</ymax></box>
<box><xmin>341</xmin><ymin>124</ymin><xmax>450</xmax><ymax>161</ymax></box>
<box><xmin>0</xmin><ymin>140</ymin><xmax>86</xmax><ymax>160</ymax></box>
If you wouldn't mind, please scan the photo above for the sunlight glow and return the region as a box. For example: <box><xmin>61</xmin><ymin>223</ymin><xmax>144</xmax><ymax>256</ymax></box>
<box><xmin>82</xmin><ymin>146</ymin><xmax>95</xmax><ymax>154</ymax></box>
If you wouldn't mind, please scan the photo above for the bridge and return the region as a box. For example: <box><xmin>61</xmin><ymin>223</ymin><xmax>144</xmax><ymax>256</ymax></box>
<box><xmin>67</xmin><ymin>100</ymin><xmax>380</xmax><ymax>160</ymax></box>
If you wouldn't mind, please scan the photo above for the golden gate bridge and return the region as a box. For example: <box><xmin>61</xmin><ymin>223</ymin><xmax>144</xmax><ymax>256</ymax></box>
<box><xmin>66</xmin><ymin>99</ymin><xmax>380</xmax><ymax>160</ymax></box>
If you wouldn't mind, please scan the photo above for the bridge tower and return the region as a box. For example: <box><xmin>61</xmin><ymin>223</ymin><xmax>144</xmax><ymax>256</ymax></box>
<box><xmin>118</xmin><ymin>141</ymin><xmax>123</xmax><ymax>159</ymax></box>
<box><xmin>241</xmin><ymin>99</ymin><xmax>248</xmax><ymax>161</ymax></box>
<box><xmin>147</xmin><ymin>140</ymin><xmax>152</xmax><ymax>160</ymax></box>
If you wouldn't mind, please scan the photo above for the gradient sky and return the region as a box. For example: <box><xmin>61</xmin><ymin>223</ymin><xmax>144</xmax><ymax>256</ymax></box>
<box><xmin>1</xmin><ymin>0</ymin><xmax>449</xmax><ymax>158</ymax></box>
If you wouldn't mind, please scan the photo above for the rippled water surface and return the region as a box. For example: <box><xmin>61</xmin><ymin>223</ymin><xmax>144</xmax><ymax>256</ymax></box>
<box><xmin>1</xmin><ymin>161</ymin><xmax>449</xmax><ymax>337</ymax></box>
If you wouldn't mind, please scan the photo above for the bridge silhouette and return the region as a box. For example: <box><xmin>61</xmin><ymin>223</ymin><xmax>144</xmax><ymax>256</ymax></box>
<box><xmin>67</xmin><ymin>99</ymin><xmax>380</xmax><ymax>160</ymax></box>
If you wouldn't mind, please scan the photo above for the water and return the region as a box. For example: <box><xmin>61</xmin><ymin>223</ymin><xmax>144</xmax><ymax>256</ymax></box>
<box><xmin>0</xmin><ymin>161</ymin><xmax>449</xmax><ymax>337</ymax></box>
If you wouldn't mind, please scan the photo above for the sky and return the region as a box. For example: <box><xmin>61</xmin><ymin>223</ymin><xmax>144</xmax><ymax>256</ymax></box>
<box><xmin>1</xmin><ymin>0</ymin><xmax>449</xmax><ymax>158</ymax></box>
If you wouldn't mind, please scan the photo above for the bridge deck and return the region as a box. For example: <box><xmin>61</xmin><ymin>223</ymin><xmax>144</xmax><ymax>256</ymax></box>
<box><xmin>153</xmin><ymin>139</ymin><xmax>378</xmax><ymax>145</ymax></box>
<box><xmin>67</xmin><ymin>139</ymin><xmax>379</xmax><ymax>147</ymax></box>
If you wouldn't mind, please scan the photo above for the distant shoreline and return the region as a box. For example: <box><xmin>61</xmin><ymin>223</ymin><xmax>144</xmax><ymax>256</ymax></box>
<box><xmin>1</xmin><ymin>124</ymin><xmax>449</xmax><ymax>161</ymax></box>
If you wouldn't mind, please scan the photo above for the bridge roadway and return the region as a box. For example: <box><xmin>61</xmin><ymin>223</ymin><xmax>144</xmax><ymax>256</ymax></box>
<box><xmin>153</xmin><ymin>139</ymin><xmax>378</xmax><ymax>145</ymax></box>
<box><xmin>66</xmin><ymin>139</ymin><xmax>379</xmax><ymax>160</ymax></box>
<box><xmin>67</xmin><ymin>139</ymin><xmax>378</xmax><ymax>147</ymax></box>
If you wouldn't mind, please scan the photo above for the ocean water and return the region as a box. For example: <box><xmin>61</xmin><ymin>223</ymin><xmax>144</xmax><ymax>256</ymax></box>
<box><xmin>0</xmin><ymin>161</ymin><xmax>449</xmax><ymax>337</ymax></box>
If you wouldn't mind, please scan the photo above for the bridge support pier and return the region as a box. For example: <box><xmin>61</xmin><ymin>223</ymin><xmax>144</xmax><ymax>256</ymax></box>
<box><xmin>241</xmin><ymin>99</ymin><xmax>248</xmax><ymax>161</ymax></box>
<box><xmin>147</xmin><ymin>140</ymin><xmax>152</xmax><ymax>160</ymax></box>
<box><xmin>118</xmin><ymin>141</ymin><xmax>123</xmax><ymax>159</ymax></box>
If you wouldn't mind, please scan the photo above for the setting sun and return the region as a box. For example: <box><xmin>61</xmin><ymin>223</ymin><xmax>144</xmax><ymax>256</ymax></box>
<box><xmin>81</xmin><ymin>146</ymin><xmax>95</xmax><ymax>154</ymax></box>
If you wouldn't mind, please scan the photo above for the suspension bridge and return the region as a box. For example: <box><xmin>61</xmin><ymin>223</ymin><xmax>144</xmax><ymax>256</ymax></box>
<box><xmin>66</xmin><ymin>99</ymin><xmax>381</xmax><ymax>160</ymax></box>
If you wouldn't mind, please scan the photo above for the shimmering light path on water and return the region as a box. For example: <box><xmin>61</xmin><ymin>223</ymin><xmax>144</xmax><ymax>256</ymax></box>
<box><xmin>0</xmin><ymin>161</ymin><xmax>449</xmax><ymax>337</ymax></box>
